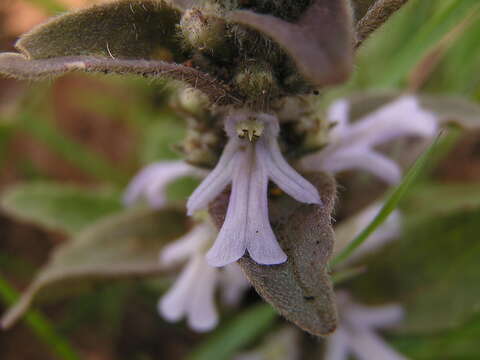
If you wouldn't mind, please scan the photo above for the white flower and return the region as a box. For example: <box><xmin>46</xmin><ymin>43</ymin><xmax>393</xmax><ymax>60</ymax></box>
<box><xmin>325</xmin><ymin>292</ymin><xmax>407</xmax><ymax>360</ymax></box>
<box><xmin>123</xmin><ymin>160</ymin><xmax>205</xmax><ymax>208</ymax></box>
<box><xmin>158</xmin><ymin>221</ymin><xmax>250</xmax><ymax>332</ymax></box>
<box><xmin>301</xmin><ymin>96</ymin><xmax>438</xmax><ymax>184</ymax></box>
<box><xmin>334</xmin><ymin>202</ymin><xmax>402</xmax><ymax>266</ymax></box>
<box><xmin>187</xmin><ymin>111</ymin><xmax>321</xmax><ymax>267</ymax></box>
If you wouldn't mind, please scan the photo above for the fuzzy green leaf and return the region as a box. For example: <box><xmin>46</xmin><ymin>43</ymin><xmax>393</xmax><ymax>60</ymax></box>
<box><xmin>16</xmin><ymin>0</ymin><xmax>183</xmax><ymax>61</ymax></box>
<box><xmin>209</xmin><ymin>172</ymin><xmax>337</xmax><ymax>337</ymax></box>
<box><xmin>230</xmin><ymin>0</ymin><xmax>354</xmax><ymax>88</ymax></box>
<box><xmin>1</xmin><ymin>182</ymin><xmax>122</xmax><ymax>235</ymax></box>
<box><xmin>0</xmin><ymin>207</ymin><xmax>190</xmax><ymax>330</ymax></box>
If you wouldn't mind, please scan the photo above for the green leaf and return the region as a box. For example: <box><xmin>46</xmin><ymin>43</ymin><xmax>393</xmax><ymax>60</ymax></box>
<box><xmin>230</xmin><ymin>0</ymin><xmax>354</xmax><ymax>87</ymax></box>
<box><xmin>188</xmin><ymin>303</ymin><xmax>277</xmax><ymax>360</ymax></box>
<box><xmin>1</xmin><ymin>182</ymin><xmax>123</xmax><ymax>235</ymax></box>
<box><xmin>16</xmin><ymin>0</ymin><xmax>183</xmax><ymax>61</ymax></box>
<box><xmin>331</xmin><ymin>136</ymin><xmax>441</xmax><ymax>267</ymax></box>
<box><xmin>0</xmin><ymin>207</ymin><xmax>190</xmax><ymax>329</ymax></box>
<box><xmin>209</xmin><ymin>172</ymin><xmax>338</xmax><ymax>337</ymax></box>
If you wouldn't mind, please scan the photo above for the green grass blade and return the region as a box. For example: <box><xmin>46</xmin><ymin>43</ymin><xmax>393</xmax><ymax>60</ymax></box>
<box><xmin>376</xmin><ymin>0</ymin><xmax>480</xmax><ymax>88</ymax></box>
<box><xmin>0</xmin><ymin>273</ymin><xmax>80</xmax><ymax>360</ymax></box>
<box><xmin>24</xmin><ymin>0</ymin><xmax>66</xmax><ymax>14</ymax></box>
<box><xmin>330</xmin><ymin>134</ymin><xmax>443</xmax><ymax>267</ymax></box>
<box><xmin>188</xmin><ymin>303</ymin><xmax>277</xmax><ymax>360</ymax></box>
<box><xmin>18</xmin><ymin>112</ymin><xmax>128</xmax><ymax>185</ymax></box>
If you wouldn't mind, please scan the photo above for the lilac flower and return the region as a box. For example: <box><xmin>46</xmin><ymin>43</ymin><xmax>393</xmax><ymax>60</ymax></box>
<box><xmin>187</xmin><ymin>111</ymin><xmax>321</xmax><ymax>267</ymax></box>
<box><xmin>301</xmin><ymin>96</ymin><xmax>438</xmax><ymax>184</ymax></box>
<box><xmin>123</xmin><ymin>160</ymin><xmax>205</xmax><ymax>209</ymax></box>
<box><xmin>334</xmin><ymin>203</ymin><xmax>402</xmax><ymax>266</ymax></box>
<box><xmin>158</xmin><ymin>221</ymin><xmax>250</xmax><ymax>332</ymax></box>
<box><xmin>325</xmin><ymin>292</ymin><xmax>407</xmax><ymax>360</ymax></box>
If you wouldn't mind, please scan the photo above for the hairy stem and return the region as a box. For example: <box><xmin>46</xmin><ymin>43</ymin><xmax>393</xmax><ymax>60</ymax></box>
<box><xmin>355</xmin><ymin>0</ymin><xmax>410</xmax><ymax>48</ymax></box>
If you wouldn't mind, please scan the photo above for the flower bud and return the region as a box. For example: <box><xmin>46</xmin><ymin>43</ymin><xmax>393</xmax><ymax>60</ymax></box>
<box><xmin>180</xmin><ymin>8</ymin><xmax>227</xmax><ymax>53</ymax></box>
<box><xmin>177</xmin><ymin>88</ymin><xmax>210</xmax><ymax>115</ymax></box>
<box><xmin>234</xmin><ymin>62</ymin><xmax>279</xmax><ymax>101</ymax></box>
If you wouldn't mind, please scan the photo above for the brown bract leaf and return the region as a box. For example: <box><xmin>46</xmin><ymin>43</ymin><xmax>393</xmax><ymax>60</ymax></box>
<box><xmin>209</xmin><ymin>172</ymin><xmax>338</xmax><ymax>337</ymax></box>
<box><xmin>229</xmin><ymin>0</ymin><xmax>354</xmax><ymax>88</ymax></box>
<box><xmin>0</xmin><ymin>53</ymin><xmax>241</xmax><ymax>105</ymax></box>
<box><xmin>15</xmin><ymin>0</ymin><xmax>183</xmax><ymax>61</ymax></box>
<box><xmin>1</xmin><ymin>207</ymin><xmax>190</xmax><ymax>330</ymax></box>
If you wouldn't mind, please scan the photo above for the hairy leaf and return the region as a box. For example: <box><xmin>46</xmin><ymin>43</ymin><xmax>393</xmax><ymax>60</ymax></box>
<box><xmin>0</xmin><ymin>53</ymin><xmax>241</xmax><ymax>105</ymax></box>
<box><xmin>1</xmin><ymin>207</ymin><xmax>190</xmax><ymax>329</ymax></box>
<box><xmin>16</xmin><ymin>0</ymin><xmax>183</xmax><ymax>61</ymax></box>
<box><xmin>209</xmin><ymin>172</ymin><xmax>338</xmax><ymax>336</ymax></box>
<box><xmin>230</xmin><ymin>0</ymin><xmax>354</xmax><ymax>88</ymax></box>
<box><xmin>1</xmin><ymin>182</ymin><xmax>122</xmax><ymax>235</ymax></box>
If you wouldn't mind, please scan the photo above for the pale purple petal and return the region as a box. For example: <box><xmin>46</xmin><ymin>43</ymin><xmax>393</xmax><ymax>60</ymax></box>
<box><xmin>220</xmin><ymin>264</ymin><xmax>250</xmax><ymax>306</ymax></box>
<box><xmin>319</xmin><ymin>147</ymin><xmax>402</xmax><ymax>184</ymax></box>
<box><xmin>246</xmin><ymin>150</ymin><xmax>287</xmax><ymax>265</ymax></box>
<box><xmin>344</xmin><ymin>96</ymin><xmax>437</xmax><ymax>148</ymax></box>
<box><xmin>206</xmin><ymin>151</ymin><xmax>249</xmax><ymax>267</ymax></box>
<box><xmin>124</xmin><ymin>161</ymin><xmax>201</xmax><ymax>208</ymax></box>
<box><xmin>327</xmin><ymin>99</ymin><xmax>350</xmax><ymax>140</ymax></box>
<box><xmin>187</xmin><ymin>139</ymin><xmax>239</xmax><ymax>215</ymax></box>
<box><xmin>324</xmin><ymin>328</ymin><xmax>350</xmax><ymax>360</ymax></box>
<box><xmin>158</xmin><ymin>254</ymin><xmax>202</xmax><ymax>322</ymax></box>
<box><xmin>334</xmin><ymin>203</ymin><xmax>402</xmax><ymax>265</ymax></box>
<box><xmin>160</xmin><ymin>223</ymin><xmax>213</xmax><ymax>266</ymax></box>
<box><xmin>349</xmin><ymin>329</ymin><xmax>407</xmax><ymax>360</ymax></box>
<box><xmin>187</xmin><ymin>257</ymin><xmax>219</xmax><ymax>332</ymax></box>
<box><xmin>349</xmin><ymin>304</ymin><xmax>405</xmax><ymax>330</ymax></box>
<box><xmin>259</xmin><ymin>137</ymin><xmax>321</xmax><ymax>204</ymax></box>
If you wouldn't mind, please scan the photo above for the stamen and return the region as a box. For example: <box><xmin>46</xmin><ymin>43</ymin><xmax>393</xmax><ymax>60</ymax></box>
<box><xmin>236</xmin><ymin>118</ymin><xmax>265</xmax><ymax>142</ymax></box>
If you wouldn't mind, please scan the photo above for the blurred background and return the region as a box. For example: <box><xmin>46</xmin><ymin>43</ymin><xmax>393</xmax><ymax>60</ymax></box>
<box><xmin>0</xmin><ymin>0</ymin><xmax>479</xmax><ymax>359</ymax></box>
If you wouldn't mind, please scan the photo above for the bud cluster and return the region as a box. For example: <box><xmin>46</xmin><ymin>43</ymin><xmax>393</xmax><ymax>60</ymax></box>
<box><xmin>177</xmin><ymin>0</ymin><xmax>316</xmax><ymax>109</ymax></box>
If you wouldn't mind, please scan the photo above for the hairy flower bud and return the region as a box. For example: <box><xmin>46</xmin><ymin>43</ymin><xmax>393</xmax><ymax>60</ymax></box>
<box><xmin>234</xmin><ymin>62</ymin><xmax>279</xmax><ymax>102</ymax></box>
<box><xmin>177</xmin><ymin>88</ymin><xmax>210</xmax><ymax>115</ymax></box>
<box><xmin>180</xmin><ymin>8</ymin><xmax>227</xmax><ymax>53</ymax></box>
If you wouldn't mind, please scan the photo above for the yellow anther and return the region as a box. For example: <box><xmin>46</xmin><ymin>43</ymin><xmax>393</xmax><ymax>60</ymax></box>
<box><xmin>236</xmin><ymin>118</ymin><xmax>264</xmax><ymax>142</ymax></box>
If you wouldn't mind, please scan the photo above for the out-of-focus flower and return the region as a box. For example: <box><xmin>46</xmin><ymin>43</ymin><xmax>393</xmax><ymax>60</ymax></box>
<box><xmin>325</xmin><ymin>292</ymin><xmax>407</xmax><ymax>360</ymax></box>
<box><xmin>187</xmin><ymin>111</ymin><xmax>321</xmax><ymax>267</ymax></box>
<box><xmin>123</xmin><ymin>160</ymin><xmax>205</xmax><ymax>209</ymax></box>
<box><xmin>234</xmin><ymin>327</ymin><xmax>300</xmax><ymax>360</ymax></box>
<box><xmin>158</xmin><ymin>221</ymin><xmax>250</xmax><ymax>332</ymax></box>
<box><xmin>301</xmin><ymin>96</ymin><xmax>438</xmax><ymax>184</ymax></box>
<box><xmin>334</xmin><ymin>202</ymin><xmax>402</xmax><ymax>266</ymax></box>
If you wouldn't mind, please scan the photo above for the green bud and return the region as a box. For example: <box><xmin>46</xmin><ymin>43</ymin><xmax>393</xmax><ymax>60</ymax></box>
<box><xmin>180</xmin><ymin>8</ymin><xmax>227</xmax><ymax>53</ymax></box>
<box><xmin>177</xmin><ymin>88</ymin><xmax>210</xmax><ymax>114</ymax></box>
<box><xmin>234</xmin><ymin>61</ymin><xmax>279</xmax><ymax>101</ymax></box>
